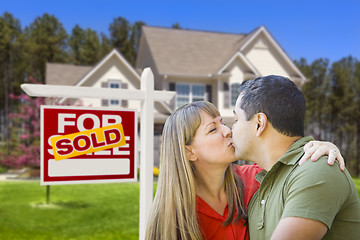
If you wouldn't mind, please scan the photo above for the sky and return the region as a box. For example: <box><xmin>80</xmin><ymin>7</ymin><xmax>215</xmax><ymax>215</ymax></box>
<box><xmin>1</xmin><ymin>0</ymin><xmax>359</xmax><ymax>64</ymax></box>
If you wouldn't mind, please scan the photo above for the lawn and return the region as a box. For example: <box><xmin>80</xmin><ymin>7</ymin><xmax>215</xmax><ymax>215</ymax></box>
<box><xmin>0</xmin><ymin>181</ymin><xmax>143</xmax><ymax>240</ymax></box>
<box><xmin>0</xmin><ymin>179</ymin><xmax>360</xmax><ymax>240</ymax></box>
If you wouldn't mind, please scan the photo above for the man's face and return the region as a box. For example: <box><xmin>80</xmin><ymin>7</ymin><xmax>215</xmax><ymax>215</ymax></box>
<box><xmin>231</xmin><ymin>96</ymin><xmax>255</xmax><ymax>160</ymax></box>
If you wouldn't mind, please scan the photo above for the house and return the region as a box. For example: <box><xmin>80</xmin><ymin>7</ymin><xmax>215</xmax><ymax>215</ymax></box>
<box><xmin>135</xmin><ymin>25</ymin><xmax>306</xmax><ymax>124</ymax></box>
<box><xmin>46</xmin><ymin>25</ymin><xmax>307</xmax><ymax>165</ymax></box>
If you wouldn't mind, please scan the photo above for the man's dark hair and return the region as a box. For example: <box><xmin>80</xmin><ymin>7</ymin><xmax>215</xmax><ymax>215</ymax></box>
<box><xmin>238</xmin><ymin>75</ymin><xmax>305</xmax><ymax>137</ymax></box>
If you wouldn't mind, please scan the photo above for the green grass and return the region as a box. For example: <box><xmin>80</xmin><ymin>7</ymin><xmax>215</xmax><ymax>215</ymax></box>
<box><xmin>0</xmin><ymin>179</ymin><xmax>359</xmax><ymax>240</ymax></box>
<box><xmin>0</xmin><ymin>181</ymin><xmax>142</xmax><ymax>240</ymax></box>
<box><xmin>353</xmin><ymin>177</ymin><xmax>360</xmax><ymax>197</ymax></box>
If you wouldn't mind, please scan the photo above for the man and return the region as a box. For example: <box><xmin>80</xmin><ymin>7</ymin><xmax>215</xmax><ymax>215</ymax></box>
<box><xmin>231</xmin><ymin>75</ymin><xmax>360</xmax><ymax>239</ymax></box>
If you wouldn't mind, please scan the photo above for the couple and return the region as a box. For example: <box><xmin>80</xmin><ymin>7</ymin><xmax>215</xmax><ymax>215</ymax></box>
<box><xmin>146</xmin><ymin>75</ymin><xmax>360</xmax><ymax>239</ymax></box>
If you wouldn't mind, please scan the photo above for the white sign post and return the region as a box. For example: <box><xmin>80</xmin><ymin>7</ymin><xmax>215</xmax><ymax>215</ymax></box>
<box><xmin>21</xmin><ymin>68</ymin><xmax>175</xmax><ymax>240</ymax></box>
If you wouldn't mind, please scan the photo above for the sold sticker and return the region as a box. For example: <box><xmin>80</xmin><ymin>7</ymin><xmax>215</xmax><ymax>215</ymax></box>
<box><xmin>51</xmin><ymin>123</ymin><xmax>126</xmax><ymax>161</ymax></box>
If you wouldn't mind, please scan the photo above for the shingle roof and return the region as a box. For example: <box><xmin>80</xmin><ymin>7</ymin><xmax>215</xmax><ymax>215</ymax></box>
<box><xmin>141</xmin><ymin>26</ymin><xmax>254</xmax><ymax>75</ymax></box>
<box><xmin>46</xmin><ymin>63</ymin><xmax>92</xmax><ymax>85</ymax></box>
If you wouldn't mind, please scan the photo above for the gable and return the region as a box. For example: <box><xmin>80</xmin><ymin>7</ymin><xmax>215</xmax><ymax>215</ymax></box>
<box><xmin>241</xmin><ymin>27</ymin><xmax>305</xmax><ymax>81</ymax></box>
<box><xmin>79</xmin><ymin>54</ymin><xmax>140</xmax><ymax>90</ymax></box>
<box><xmin>245</xmin><ymin>37</ymin><xmax>291</xmax><ymax>77</ymax></box>
<box><xmin>219</xmin><ymin>52</ymin><xmax>260</xmax><ymax>80</ymax></box>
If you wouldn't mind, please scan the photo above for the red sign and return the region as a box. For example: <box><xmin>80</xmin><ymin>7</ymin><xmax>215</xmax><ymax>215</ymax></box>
<box><xmin>41</xmin><ymin>106</ymin><xmax>137</xmax><ymax>185</ymax></box>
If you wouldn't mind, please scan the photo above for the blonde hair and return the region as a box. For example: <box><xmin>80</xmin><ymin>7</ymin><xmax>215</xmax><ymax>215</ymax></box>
<box><xmin>146</xmin><ymin>101</ymin><xmax>246</xmax><ymax>240</ymax></box>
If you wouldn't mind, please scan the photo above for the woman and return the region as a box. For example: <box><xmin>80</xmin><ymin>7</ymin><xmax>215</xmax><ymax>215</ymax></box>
<box><xmin>146</xmin><ymin>101</ymin><xmax>343</xmax><ymax>240</ymax></box>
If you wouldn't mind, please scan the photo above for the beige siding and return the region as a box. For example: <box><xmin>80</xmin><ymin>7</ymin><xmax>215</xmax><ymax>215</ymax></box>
<box><xmin>245</xmin><ymin>38</ymin><xmax>291</xmax><ymax>78</ymax></box>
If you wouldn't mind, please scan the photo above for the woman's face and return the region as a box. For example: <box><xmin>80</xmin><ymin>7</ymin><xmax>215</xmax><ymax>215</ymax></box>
<box><xmin>187</xmin><ymin>110</ymin><xmax>236</xmax><ymax>166</ymax></box>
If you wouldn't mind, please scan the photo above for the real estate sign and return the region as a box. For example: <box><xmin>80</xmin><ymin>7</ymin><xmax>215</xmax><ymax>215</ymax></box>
<box><xmin>41</xmin><ymin>105</ymin><xmax>137</xmax><ymax>185</ymax></box>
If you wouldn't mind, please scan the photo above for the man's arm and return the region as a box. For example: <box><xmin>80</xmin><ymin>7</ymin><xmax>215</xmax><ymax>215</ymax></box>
<box><xmin>270</xmin><ymin>217</ymin><xmax>327</xmax><ymax>240</ymax></box>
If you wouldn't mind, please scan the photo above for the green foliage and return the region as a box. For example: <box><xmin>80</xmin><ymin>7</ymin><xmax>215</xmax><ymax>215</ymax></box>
<box><xmin>109</xmin><ymin>17</ymin><xmax>145</xmax><ymax>66</ymax></box>
<box><xmin>0</xmin><ymin>12</ymin><xmax>26</xmax><ymax>154</ymax></box>
<box><xmin>296</xmin><ymin>58</ymin><xmax>330</xmax><ymax>139</ymax></box>
<box><xmin>0</xmin><ymin>165</ymin><xmax>8</xmax><ymax>173</ymax></box>
<box><xmin>0</xmin><ymin>181</ymin><xmax>141</xmax><ymax>239</ymax></box>
<box><xmin>296</xmin><ymin>56</ymin><xmax>360</xmax><ymax>176</ymax></box>
<box><xmin>24</xmin><ymin>13</ymin><xmax>68</xmax><ymax>82</ymax></box>
<box><xmin>69</xmin><ymin>25</ymin><xmax>102</xmax><ymax>65</ymax></box>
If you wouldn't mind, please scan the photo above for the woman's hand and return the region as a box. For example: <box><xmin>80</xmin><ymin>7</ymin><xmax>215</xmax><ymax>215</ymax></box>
<box><xmin>299</xmin><ymin>140</ymin><xmax>345</xmax><ymax>171</ymax></box>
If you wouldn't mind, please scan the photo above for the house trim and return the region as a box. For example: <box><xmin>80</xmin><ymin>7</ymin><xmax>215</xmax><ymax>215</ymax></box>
<box><xmin>218</xmin><ymin>51</ymin><xmax>261</xmax><ymax>76</ymax></box>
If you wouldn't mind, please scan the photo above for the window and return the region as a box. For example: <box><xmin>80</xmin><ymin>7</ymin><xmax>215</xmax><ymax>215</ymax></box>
<box><xmin>109</xmin><ymin>82</ymin><xmax>120</xmax><ymax>89</ymax></box>
<box><xmin>176</xmin><ymin>83</ymin><xmax>205</xmax><ymax>108</ymax></box>
<box><xmin>110</xmin><ymin>99</ymin><xmax>119</xmax><ymax>105</ymax></box>
<box><xmin>192</xmin><ymin>85</ymin><xmax>205</xmax><ymax>102</ymax></box>
<box><xmin>231</xmin><ymin>83</ymin><xmax>241</xmax><ymax>106</ymax></box>
<box><xmin>108</xmin><ymin>80</ymin><xmax>121</xmax><ymax>106</ymax></box>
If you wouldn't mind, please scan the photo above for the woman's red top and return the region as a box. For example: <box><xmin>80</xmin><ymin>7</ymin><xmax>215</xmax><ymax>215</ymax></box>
<box><xmin>196</xmin><ymin>164</ymin><xmax>262</xmax><ymax>240</ymax></box>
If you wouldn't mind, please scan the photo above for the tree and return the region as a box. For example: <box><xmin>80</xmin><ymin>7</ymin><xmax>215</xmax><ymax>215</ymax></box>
<box><xmin>109</xmin><ymin>17</ymin><xmax>145</xmax><ymax>66</ymax></box>
<box><xmin>328</xmin><ymin>57</ymin><xmax>358</xmax><ymax>174</ymax></box>
<box><xmin>0</xmin><ymin>77</ymin><xmax>44</xmax><ymax>169</ymax></box>
<box><xmin>0</xmin><ymin>12</ymin><xmax>24</xmax><ymax>154</ymax></box>
<box><xmin>68</xmin><ymin>24</ymin><xmax>84</xmax><ymax>65</ymax></box>
<box><xmin>24</xmin><ymin>13</ymin><xmax>68</xmax><ymax>83</ymax></box>
<box><xmin>127</xmin><ymin>21</ymin><xmax>145</xmax><ymax>65</ymax></box>
<box><xmin>354</xmin><ymin>61</ymin><xmax>360</xmax><ymax>175</ymax></box>
<box><xmin>99</xmin><ymin>32</ymin><xmax>112</xmax><ymax>59</ymax></box>
<box><xmin>296</xmin><ymin>56</ymin><xmax>360</xmax><ymax>176</ymax></box>
<box><xmin>69</xmin><ymin>25</ymin><xmax>101</xmax><ymax>65</ymax></box>
<box><xmin>297</xmin><ymin>58</ymin><xmax>330</xmax><ymax>139</ymax></box>
<box><xmin>171</xmin><ymin>22</ymin><xmax>182</xmax><ymax>29</ymax></box>
<box><xmin>81</xmin><ymin>28</ymin><xmax>101</xmax><ymax>65</ymax></box>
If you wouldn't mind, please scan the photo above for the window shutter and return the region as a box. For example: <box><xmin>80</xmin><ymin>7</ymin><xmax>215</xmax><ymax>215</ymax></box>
<box><xmin>101</xmin><ymin>82</ymin><xmax>109</xmax><ymax>106</ymax></box>
<box><xmin>121</xmin><ymin>100</ymin><xmax>128</xmax><ymax>108</ymax></box>
<box><xmin>121</xmin><ymin>83</ymin><xmax>128</xmax><ymax>107</ymax></box>
<box><xmin>223</xmin><ymin>82</ymin><xmax>230</xmax><ymax>108</ymax></box>
<box><xmin>101</xmin><ymin>82</ymin><xmax>108</xmax><ymax>88</ymax></box>
<box><xmin>169</xmin><ymin>82</ymin><xmax>175</xmax><ymax>91</ymax></box>
<box><xmin>206</xmin><ymin>85</ymin><xmax>212</xmax><ymax>102</ymax></box>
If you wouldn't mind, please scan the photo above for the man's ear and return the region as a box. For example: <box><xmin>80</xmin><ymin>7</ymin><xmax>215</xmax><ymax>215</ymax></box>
<box><xmin>255</xmin><ymin>113</ymin><xmax>268</xmax><ymax>137</ymax></box>
<box><xmin>185</xmin><ymin>146</ymin><xmax>197</xmax><ymax>162</ymax></box>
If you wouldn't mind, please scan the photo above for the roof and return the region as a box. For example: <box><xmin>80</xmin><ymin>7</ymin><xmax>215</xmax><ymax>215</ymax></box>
<box><xmin>46</xmin><ymin>63</ymin><xmax>92</xmax><ymax>85</ymax></box>
<box><xmin>46</xmin><ymin>50</ymin><xmax>174</xmax><ymax>116</ymax></box>
<box><xmin>141</xmin><ymin>26</ymin><xmax>253</xmax><ymax>76</ymax></box>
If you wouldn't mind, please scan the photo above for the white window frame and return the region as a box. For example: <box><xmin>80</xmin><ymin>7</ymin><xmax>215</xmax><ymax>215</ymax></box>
<box><xmin>175</xmin><ymin>83</ymin><xmax>206</xmax><ymax>108</ymax></box>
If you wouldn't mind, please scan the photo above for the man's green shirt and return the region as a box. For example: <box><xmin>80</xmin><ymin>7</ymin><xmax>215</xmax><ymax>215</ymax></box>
<box><xmin>248</xmin><ymin>136</ymin><xmax>360</xmax><ymax>239</ymax></box>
